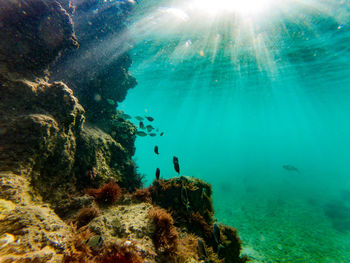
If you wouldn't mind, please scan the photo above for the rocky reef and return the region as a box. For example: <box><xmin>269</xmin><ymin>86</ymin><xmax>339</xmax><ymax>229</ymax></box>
<box><xmin>0</xmin><ymin>0</ymin><xmax>249</xmax><ymax>262</ymax></box>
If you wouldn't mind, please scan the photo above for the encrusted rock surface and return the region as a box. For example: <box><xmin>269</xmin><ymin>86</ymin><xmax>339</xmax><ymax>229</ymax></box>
<box><xmin>52</xmin><ymin>0</ymin><xmax>137</xmax><ymax>123</ymax></box>
<box><xmin>0</xmin><ymin>0</ymin><xmax>78</xmax><ymax>80</ymax></box>
<box><xmin>0</xmin><ymin>1</ymin><xmax>249</xmax><ymax>262</ymax></box>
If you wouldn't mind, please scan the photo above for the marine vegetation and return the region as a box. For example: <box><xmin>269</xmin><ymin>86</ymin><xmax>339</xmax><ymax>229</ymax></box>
<box><xmin>148</xmin><ymin>207</ymin><xmax>179</xmax><ymax>257</ymax></box>
<box><xmin>132</xmin><ymin>187</ymin><xmax>153</xmax><ymax>203</ymax></box>
<box><xmin>97</xmin><ymin>241</ymin><xmax>144</xmax><ymax>263</ymax></box>
<box><xmin>86</xmin><ymin>181</ymin><xmax>122</xmax><ymax>205</ymax></box>
<box><xmin>75</xmin><ymin>207</ymin><xmax>101</xmax><ymax>229</ymax></box>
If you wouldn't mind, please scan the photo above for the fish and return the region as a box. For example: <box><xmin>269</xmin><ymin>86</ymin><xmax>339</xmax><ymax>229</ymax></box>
<box><xmin>119</xmin><ymin>113</ymin><xmax>132</xmax><ymax>119</ymax></box>
<box><xmin>283</xmin><ymin>165</ymin><xmax>300</xmax><ymax>173</ymax></box>
<box><xmin>145</xmin><ymin>116</ymin><xmax>154</xmax><ymax>121</ymax></box>
<box><xmin>154</xmin><ymin>146</ymin><xmax>159</xmax><ymax>155</ymax></box>
<box><xmin>173</xmin><ymin>156</ymin><xmax>180</xmax><ymax>174</ymax></box>
<box><xmin>106</xmin><ymin>98</ymin><xmax>115</xmax><ymax>105</ymax></box>
<box><xmin>86</xmin><ymin>235</ymin><xmax>103</xmax><ymax>249</ymax></box>
<box><xmin>0</xmin><ymin>233</ymin><xmax>15</xmax><ymax>249</ymax></box>
<box><xmin>135</xmin><ymin>116</ymin><xmax>144</xmax><ymax>121</ymax></box>
<box><xmin>181</xmin><ymin>186</ymin><xmax>190</xmax><ymax>212</ymax></box>
<box><xmin>136</xmin><ymin>131</ymin><xmax>147</xmax><ymax>137</ymax></box>
<box><xmin>213</xmin><ymin>223</ymin><xmax>221</xmax><ymax>244</ymax></box>
<box><xmin>146</xmin><ymin>125</ymin><xmax>154</xmax><ymax>132</ymax></box>
<box><xmin>156</xmin><ymin>168</ymin><xmax>160</xmax><ymax>180</ymax></box>
<box><xmin>160</xmin><ymin>132</ymin><xmax>164</xmax><ymax>136</ymax></box>
<box><xmin>139</xmin><ymin>121</ymin><xmax>145</xmax><ymax>129</ymax></box>
<box><xmin>149</xmin><ymin>133</ymin><xmax>157</xmax><ymax>137</ymax></box>
<box><xmin>197</xmin><ymin>238</ymin><xmax>208</xmax><ymax>259</ymax></box>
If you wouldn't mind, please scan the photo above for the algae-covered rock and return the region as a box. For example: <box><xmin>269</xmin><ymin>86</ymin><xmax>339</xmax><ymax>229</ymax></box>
<box><xmin>151</xmin><ymin>176</ymin><xmax>214</xmax><ymax>230</ymax></box>
<box><xmin>0</xmin><ymin>0</ymin><xmax>78</xmax><ymax>80</ymax></box>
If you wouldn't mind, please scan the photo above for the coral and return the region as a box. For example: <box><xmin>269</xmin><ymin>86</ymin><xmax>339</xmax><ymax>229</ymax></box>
<box><xmin>87</xmin><ymin>182</ymin><xmax>122</xmax><ymax>205</ymax></box>
<box><xmin>75</xmin><ymin>207</ymin><xmax>100</xmax><ymax>229</ymax></box>
<box><xmin>148</xmin><ymin>207</ymin><xmax>179</xmax><ymax>257</ymax></box>
<box><xmin>132</xmin><ymin>187</ymin><xmax>153</xmax><ymax>203</ymax></box>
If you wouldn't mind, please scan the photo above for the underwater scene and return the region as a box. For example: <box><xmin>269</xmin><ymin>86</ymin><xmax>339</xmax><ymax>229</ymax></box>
<box><xmin>1</xmin><ymin>0</ymin><xmax>350</xmax><ymax>262</ymax></box>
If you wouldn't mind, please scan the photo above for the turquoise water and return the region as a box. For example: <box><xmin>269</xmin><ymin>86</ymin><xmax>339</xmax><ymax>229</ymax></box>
<box><xmin>120</xmin><ymin>0</ymin><xmax>350</xmax><ymax>261</ymax></box>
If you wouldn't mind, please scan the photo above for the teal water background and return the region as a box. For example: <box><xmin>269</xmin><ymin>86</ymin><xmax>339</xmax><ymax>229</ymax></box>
<box><xmin>120</xmin><ymin>0</ymin><xmax>350</xmax><ymax>261</ymax></box>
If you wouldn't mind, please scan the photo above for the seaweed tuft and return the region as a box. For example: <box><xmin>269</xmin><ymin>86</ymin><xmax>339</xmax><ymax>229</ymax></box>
<box><xmin>148</xmin><ymin>207</ymin><xmax>178</xmax><ymax>257</ymax></box>
<box><xmin>86</xmin><ymin>181</ymin><xmax>122</xmax><ymax>205</ymax></box>
<box><xmin>132</xmin><ymin>187</ymin><xmax>153</xmax><ymax>203</ymax></box>
<box><xmin>97</xmin><ymin>241</ymin><xmax>144</xmax><ymax>263</ymax></box>
<box><xmin>75</xmin><ymin>206</ymin><xmax>100</xmax><ymax>229</ymax></box>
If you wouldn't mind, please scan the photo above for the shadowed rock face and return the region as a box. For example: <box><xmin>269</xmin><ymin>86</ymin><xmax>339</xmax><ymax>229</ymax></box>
<box><xmin>0</xmin><ymin>1</ymin><xmax>140</xmax><ymax>260</ymax></box>
<box><xmin>0</xmin><ymin>0</ymin><xmax>78</xmax><ymax>80</ymax></box>
<box><xmin>52</xmin><ymin>0</ymin><xmax>137</xmax><ymax>123</ymax></box>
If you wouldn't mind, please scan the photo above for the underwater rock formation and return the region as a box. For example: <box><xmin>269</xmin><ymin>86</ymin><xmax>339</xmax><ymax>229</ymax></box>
<box><xmin>0</xmin><ymin>0</ymin><xmax>78</xmax><ymax>80</ymax></box>
<box><xmin>0</xmin><ymin>1</ymin><xmax>249</xmax><ymax>262</ymax></box>
<box><xmin>52</xmin><ymin>0</ymin><xmax>137</xmax><ymax>123</ymax></box>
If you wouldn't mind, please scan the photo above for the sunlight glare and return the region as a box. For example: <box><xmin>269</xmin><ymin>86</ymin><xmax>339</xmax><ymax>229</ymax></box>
<box><xmin>192</xmin><ymin>0</ymin><xmax>274</xmax><ymax>15</ymax></box>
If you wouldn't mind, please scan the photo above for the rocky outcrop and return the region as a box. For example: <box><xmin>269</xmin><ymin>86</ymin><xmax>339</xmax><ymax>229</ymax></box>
<box><xmin>0</xmin><ymin>0</ymin><xmax>139</xmax><ymax>260</ymax></box>
<box><xmin>0</xmin><ymin>0</ymin><xmax>78</xmax><ymax>80</ymax></box>
<box><xmin>52</xmin><ymin>0</ymin><xmax>137</xmax><ymax>123</ymax></box>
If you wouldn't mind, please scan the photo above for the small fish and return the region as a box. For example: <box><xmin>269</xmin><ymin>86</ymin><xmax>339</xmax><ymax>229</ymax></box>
<box><xmin>135</xmin><ymin>116</ymin><xmax>144</xmax><ymax>121</ymax></box>
<box><xmin>181</xmin><ymin>186</ymin><xmax>190</xmax><ymax>212</ymax></box>
<box><xmin>145</xmin><ymin>116</ymin><xmax>154</xmax><ymax>121</ymax></box>
<box><xmin>106</xmin><ymin>98</ymin><xmax>115</xmax><ymax>105</ymax></box>
<box><xmin>160</xmin><ymin>132</ymin><xmax>164</xmax><ymax>136</ymax></box>
<box><xmin>139</xmin><ymin>121</ymin><xmax>145</xmax><ymax>129</ymax></box>
<box><xmin>149</xmin><ymin>133</ymin><xmax>157</xmax><ymax>137</ymax></box>
<box><xmin>0</xmin><ymin>233</ymin><xmax>15</xmax><ymax>249</ymax></box>
<box><xmin>154</xmin><ymin>146</ymin><xmax>159</xmax><ymax>155</ymax></box>
<box><xmin>86</xmin><ymin>235</ymin><xmax>103</xmax><ymax>249</ymax></box>
<box><xmin>283</xmin><ymin>165</ymin><xmax>300</xmax><ymax>173</ymax></box>
<box><xmin>173</xmin><ymin>156</ymin><xmax>180</xmax><ymax>174</ymax></box>
<box><xmin>197</xmin><ymin>238</ymin><xmax>208</xmax><ymax>259</ymax></box>
<box><xmin>213</xmin><ymin>223</ymin><xmax>221</xmax><ymax>244</ymax></box>
<box><xmin>156</xmin><ymin>168</ymin><xmax>160</xmax><ymax>180</ymax></box>
<box><xmin>146</xmin><ymin>125</ymin><xmax>154</xmax><ymax>132</ymax></box>
<box><xmin>136</xmin><ymin>131</ymin><xmax>147</xmax><ymax>137</ymax></box>
<box><xmin>120</xmin><ymin>113</ymin><xmax>132</xmax><ymax>119</ymax></box>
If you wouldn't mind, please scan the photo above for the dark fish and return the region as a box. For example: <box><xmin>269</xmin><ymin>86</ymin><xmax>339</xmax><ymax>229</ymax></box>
<box><xmin>135</xmin><ymin>116</ymin><xmax>144</xmax><ymax>121</ymax></box>
<box><xmin>283</xmin><ymin>165</ymin><xmax>300</xmax><ymax>173</ymax></box>
<box><xmin>213</xmin><ymin>223</ymin><xmax>221</xmax><ymax>244</ymax></box>
<box><xmin>120</xmin><ymin>113</ymin><xmax>132</xmax><ymax>119</ymax></box>
<box><xmin>181</xmin><ymin>186</ymin><xmax>190</xmax><ymax>211</ymax></box>
<box><xmin>173</xmin><ymin>156</ymin><xmax>180</xmax><ymax>174</ymax></box>
<box><xmin>160</xmin><ymin>132</ymin><xmax>164</xmax><ymax>136</ymax></box>
<box><xmin>136</xmin><ymin>131</ymin><xmax>147</xmax><ymax>137</ymax></box>
<box><xmin>145</xmin><ymin>116</ymin><xmax>154</xmax><ymax>121</ymax></box>
<box><xmin>197</xmin><ymin>238</ymin><xmax>208</xmax><ymax>259</ymax></box>
<box><xmin>149</xmin><ymin>133</ymin><xmax>157</xmax><ymax>137</ymax></box>
<box><xmin>139</xmin><ymin>121</ymin><xmax>145</xmax><ymax>129</ymax></box>
<box><xmin>155</xmin><ymin>168</ymin><xmax>160</xmax><ymax>180</ymax></box>
<box><xmin>154</xmin><ymin>146</ymin><xmax>159</xmax><ymax>155</ymax></box>
<box><xmin>146</xmin><ymin>125</ymin><xmax>154</xmax><ymax>132</ymax></box>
